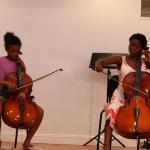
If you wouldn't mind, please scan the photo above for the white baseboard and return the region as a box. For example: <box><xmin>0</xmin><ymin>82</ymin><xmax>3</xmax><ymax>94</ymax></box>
<box><xmin>1</xmin><ymin>132</ymin><xmax>140</xmax><ymax>147</ymax></box>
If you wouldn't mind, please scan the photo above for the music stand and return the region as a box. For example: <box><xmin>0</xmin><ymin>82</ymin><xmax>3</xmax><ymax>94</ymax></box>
<box><xmin>83</xmin><ymin>53</ymin><xmax>127</xmax><ymax>149</ymax></box>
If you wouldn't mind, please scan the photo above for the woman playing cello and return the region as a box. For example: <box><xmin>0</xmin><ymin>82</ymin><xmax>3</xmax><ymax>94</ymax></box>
<box><xmin>95</xmin><ymin>33</ymin><xmax>150</xmax><ymax>150</ymax></box>
<box><xmin>0</xmin><ymin>32</ymin><xmax>44</xmax><ymax>150</ymax></box>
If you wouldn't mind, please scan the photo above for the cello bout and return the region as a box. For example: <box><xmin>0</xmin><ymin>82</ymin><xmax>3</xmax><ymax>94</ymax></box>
<box><xmin>114</xmin><ymin>72</ymin><xmax>150</xmax><ymax>139</ymax></box>
<box><xmin>2</xmin><ymin>65</ymin><xmax>39</xmax><ymax>129</ymax></box>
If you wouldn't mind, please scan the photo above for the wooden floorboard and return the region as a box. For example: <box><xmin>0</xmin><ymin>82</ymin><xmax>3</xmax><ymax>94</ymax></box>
<box><xmin>1</xmin><ymin>142</ymin><xmax>146</xmax><ymax>150</ymax></box>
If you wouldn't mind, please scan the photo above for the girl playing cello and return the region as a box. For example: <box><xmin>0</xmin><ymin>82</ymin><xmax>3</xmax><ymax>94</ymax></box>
<box><xmin>95</xmin><ymin>33</ymin><xmax>150</xmax><ymax>150</ymax></box>
<box><xmin>0</xmin><ymin>32</ymin><xmax>44</xmax><ymax>150</ymax></box>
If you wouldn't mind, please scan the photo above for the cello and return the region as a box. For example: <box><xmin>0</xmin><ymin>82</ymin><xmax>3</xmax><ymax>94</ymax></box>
<box><xmin>2</xmin><ymin>62</ymin><xmax>39</xmax><ymax>129</ymax></box>
<box><xmin>114</xmin><ymin>55</ymin><xmax>150</xmax><ymax>139</ymax></box>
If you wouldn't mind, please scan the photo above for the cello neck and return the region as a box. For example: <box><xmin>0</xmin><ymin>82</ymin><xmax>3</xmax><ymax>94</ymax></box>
<box><xmin>16</xmin><ymin>62</ymin><xmax>24</xmax><ymax>87</ymax></box>
<box><xmin>135</xmin><ymin>56</ymin><xmax>142</xmax><ymax>93</ymax></box>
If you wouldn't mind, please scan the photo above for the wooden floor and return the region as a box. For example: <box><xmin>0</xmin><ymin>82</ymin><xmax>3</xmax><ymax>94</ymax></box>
<box><xmin>1</xmin><ymin>142</ymin><xmax>146</xmax><ymax>150</ymax></box>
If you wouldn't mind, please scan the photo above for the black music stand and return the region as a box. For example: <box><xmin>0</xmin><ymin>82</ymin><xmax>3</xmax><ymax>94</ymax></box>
<box><xmin>83</xmin><ymin>53</ymin><xmax>127</xmax><ymax>149</ymax></box>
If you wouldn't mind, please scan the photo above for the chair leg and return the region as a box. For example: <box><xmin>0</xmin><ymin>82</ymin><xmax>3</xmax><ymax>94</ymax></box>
<box><xmin>96</xmin><ymin>109</ymin><xmax>105</xmax><ymax>150</ymax></box>
<box><xmin>14</xmin><ymin>128</ymin><xmax>29</xmax><ymax>149</ymax></box>
<box><xmin>14</xmin><ymin>128</ymin><xmax>19</xmax><ymax>149</ymax></box>
<box><xmin>146</xmin><ymin>138</ymin><xmax>149</xmax><ymax>150</ymax></box>
<box><xmin>137</xmin><ymin>138</ymin><xmax>140</xmax><ymax>150</ymax></box>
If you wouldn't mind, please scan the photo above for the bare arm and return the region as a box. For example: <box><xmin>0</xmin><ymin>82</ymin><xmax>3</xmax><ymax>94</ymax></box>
<box><xmin>95</xmin><ymin>56</ymin><xmax>122</xmax><ymax>72</ymax></box>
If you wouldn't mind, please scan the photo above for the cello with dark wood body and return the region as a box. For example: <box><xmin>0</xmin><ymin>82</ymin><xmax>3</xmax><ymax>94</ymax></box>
<box><xmin>2</xmin><ymin>62</ymin><xmax>39</xmax><ymax>129</ymax></box>
<box><xmin>114</xmin><ymin>56</ymin><xmax>150</xmax><ymax>139</ymax></box>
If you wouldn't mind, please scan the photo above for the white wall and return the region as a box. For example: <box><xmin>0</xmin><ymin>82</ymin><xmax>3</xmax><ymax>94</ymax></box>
<box><xmin>0</xmin><ymin>0</ymin><xmax>150</xmax><ymax>147</ymax></box>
